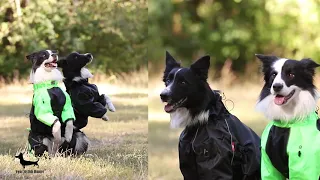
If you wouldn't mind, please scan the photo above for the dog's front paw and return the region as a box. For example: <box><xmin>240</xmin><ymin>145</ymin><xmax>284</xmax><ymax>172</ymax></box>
<box><xmin>64</xmin><ymin>120</ymin><xmax>73</xmax><ymax>142</ymax></box>
<box><xmin>102</xmin><ymin>113</ymin><xmax>109</xmax><ymax>121</ymax></box>
<box><xmin>104</xmin><ymin>94</ymin><xmax>116</xmax><ymax>112</ymax></box>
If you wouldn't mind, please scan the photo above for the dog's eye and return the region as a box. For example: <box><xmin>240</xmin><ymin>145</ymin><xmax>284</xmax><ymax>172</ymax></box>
<box><xmin>180</xmin><ymin>81</ymin><xmax>186</xmax><ymax>85</ymax></box>
<box><xmin>271</xmin><ymin>72</ymin><xmax>277</xmax><ymax>78</ymax></box>
<box><xmin>165</xmin><ymin>79</ymin><xmax>170</xmax><ymax>85</ymax></box>
<box><xmin>288</xmin><ymin>73</ymin><xmax>295</xmax><ymax>79</ymax></box>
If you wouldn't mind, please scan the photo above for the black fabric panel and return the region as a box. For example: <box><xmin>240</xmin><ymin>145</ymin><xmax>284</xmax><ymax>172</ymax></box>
<box><xmin>48</xmin><ymin>87</ymin><xmax>67</xmax><ymax>134</ymax></box>
<box><xmin>29</xmin><ymin>105</ymin><xmax>53</xmax><ymax>135</ymax></box>
<box><xmin>64</xmin><ymin>79</ymin><xmax>107</xmax><ymax>130</ymax></box>
<box><xmin>178</xmin><ymin>92</ymin><xmax>261</xmax><ymax>179</ymax></box>
<box><xmin>265</xmin><ymin>125</ymin><xmax>290</xmax><ymax>178</ymax></box>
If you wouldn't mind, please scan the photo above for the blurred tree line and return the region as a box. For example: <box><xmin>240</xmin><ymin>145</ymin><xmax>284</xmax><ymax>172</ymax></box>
<box><xmin>148</xmin><ymin>0</ymin><xmax>320</xmax><ymax>77</ymax></box>
<box><xmin>0</xmin><ymin>0</ymin><xmax>147</xmax><ymax>81</ymax></box>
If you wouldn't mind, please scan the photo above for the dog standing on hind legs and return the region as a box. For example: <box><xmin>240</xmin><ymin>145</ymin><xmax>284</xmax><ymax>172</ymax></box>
<box><xmin>57</xmin><ymin>52</ymin><xmax>116</xmax><ymax>130</ymax></box>
<box><xmin>160</xmin><ymin>51</ymin><xmax>261</xmax><ymax>180</ymax></box>
<box><xmin>256</xmin><ymin>54</ymin><xmax>320</xmax><ymax>180</ymax></box>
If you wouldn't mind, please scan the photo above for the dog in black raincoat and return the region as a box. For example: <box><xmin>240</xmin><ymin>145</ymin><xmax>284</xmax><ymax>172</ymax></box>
<box><xmin>57</xmin><ymin>52</ymin><xmax>116</xmax><ymax>130</ymax></box>
<box><xmin>160</xmin><ymin>51</ymin><xmax>261</xmax><ymax>180</ymax></box>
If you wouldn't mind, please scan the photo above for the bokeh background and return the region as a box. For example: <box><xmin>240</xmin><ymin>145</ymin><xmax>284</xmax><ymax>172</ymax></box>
<box><xmin>148</xmin><ymin>0</ymin><xmax>320</xmax><ymax>179</ymax></box>
<box><xmin>0</xmin><ymin>0</ymin><xmax>148</xmax><ymax>179</ymax></box>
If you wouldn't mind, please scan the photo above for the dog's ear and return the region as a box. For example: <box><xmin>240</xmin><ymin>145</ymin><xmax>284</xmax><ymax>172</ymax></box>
<box><xmin>255</xmin><ymin>54</ymin><xmax>279</xmax><ymax>63</ymax></box>
<box><xmin>26</xmin><ymin>53</ymin><xmax>37</xmax><ymax>61</ymax></box>
<box><xmin>301</xmin><ymin>58</ymin><xmax>320</xmax><ymax>76</ymax></box>
<box><xmin>190</xmin><ymin>55</ymin><xmax>210</xmax><ymax>80</ymax></box>
<box><xmin>255</xmin><ymin>54</ymin><xmax>279</xmax><ymax>73</ymax></box>
<box><xmin>57</xmin><ymin>57</ymin><xmax>67</xmax><ymax>68</ymax></box>
<box><xmin>163</xmin><ymin>51</ymin><xmax>180</xmax><ymax>81</ymax></box>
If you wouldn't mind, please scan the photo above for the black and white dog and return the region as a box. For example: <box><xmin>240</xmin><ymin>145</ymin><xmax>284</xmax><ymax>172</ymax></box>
<box><xmin>256</xmin><ymin>54</ymin><xmax>320</xmax><ymax>179</ymax></box>
<box><xmin>256</xmin><ymin>54</ymin><xmax>319</xmax><ymax>121</ymax></box>
<box><xmin>27</xmin><ymin>50</ymin><xmax>89</xmax><ymax>156</ymax></box>
<box><xmin>160</xmin><ymin>51</ymin><xmax>261</xmax><ymax>179</ymax></box>
<box><xmin>57</xmin><ymin>52</ymin><xmax>115</xmax><ymax>130</ymax></box>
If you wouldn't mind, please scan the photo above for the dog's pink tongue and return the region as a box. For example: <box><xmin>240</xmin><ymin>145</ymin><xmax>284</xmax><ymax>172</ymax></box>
<box><xmin>274</xmin><ymin>96</ymin><xmax>285</xmax><ymax>105</ymax></box>
<box><xmin>164</xmin><ymin>104</ymin><xmax>173</xmax><ymax>113</ymax></box>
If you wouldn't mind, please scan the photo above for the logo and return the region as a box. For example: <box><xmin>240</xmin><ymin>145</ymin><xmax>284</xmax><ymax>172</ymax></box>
<box><xmin>15</xmin><ymin>152</ymin><xmax>39</xmax><ymax>169</ymax></box>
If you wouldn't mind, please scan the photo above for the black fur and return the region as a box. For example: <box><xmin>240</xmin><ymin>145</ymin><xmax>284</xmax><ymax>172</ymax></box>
<box><xmin>15</xmin><ymin>153</ymin><xmax>39</xmax><ymax>169</ymax></box>
<box><xmin>57</xmin><ymin>52</ymin><xmax>92</xmax><ymax>80</ymax></box>
<box><xmin>161</xmin><ymin>51</ymin><xmax>213</xmax><ymax>118</ymax></box>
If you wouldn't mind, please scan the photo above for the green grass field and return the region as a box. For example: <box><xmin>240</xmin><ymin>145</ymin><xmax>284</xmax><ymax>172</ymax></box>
<box><xmin>148</xmin><ymin>79</ymin><xmax>269</xmax><ymax>180</ymax></box>
<box><xmin>0</xmin><ymin>79</ymin><xmax>148</xmax><ymax>179</ymax></box>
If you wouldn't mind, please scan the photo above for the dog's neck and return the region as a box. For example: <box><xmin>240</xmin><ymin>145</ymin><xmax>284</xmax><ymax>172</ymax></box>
<box><xmin>72</xmin><ymin>68</ymin><xmax>93</xmax><ymax>82</ymax></box>
<box><xmin>30</xmin><ymin>68</ymin><xmax>64</xmax><ymax>84</ymax></box>
<box><xmin>169</xmin><ymin>91</ymin><xmax>224</xmax><ymax>129</ymax></box>
<box><xmin>256</xmin><ymin>90</ymin><xmax>319</xmax><ymax>122</ymax></box>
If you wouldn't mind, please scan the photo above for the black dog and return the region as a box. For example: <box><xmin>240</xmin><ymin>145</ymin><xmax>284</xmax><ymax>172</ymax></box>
<box><xmin>15</xmin><ymin>153</ymin><xmax>39</xmax><ymax>169</ymax></box>
<box><xmin>160</xmin><ymin>51</ymin><xmax>261</xmax><ymax>179</ymax></box>
<box><xmin>57</xmin><ymin>52</ymin><xmax>115</xmax><ymax>130</ymax></box>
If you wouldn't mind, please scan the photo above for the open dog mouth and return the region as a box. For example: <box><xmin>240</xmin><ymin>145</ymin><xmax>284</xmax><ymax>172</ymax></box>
<box><xmin>44</xmin><ymin>59</ymin><xmax>57</xmax><ymax>68</ymax></box>
<box><xmin>274</xmin><ymin>90</ymin><xmax>295</xmax><ymax>105</ymax></box>
<box><xmin>164</xmin><ymin>97</ymin><xmax>187</xmax><ymax>113</ymax></box>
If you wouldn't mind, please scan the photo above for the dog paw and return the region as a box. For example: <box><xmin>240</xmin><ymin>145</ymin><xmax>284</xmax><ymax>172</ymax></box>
<box><xmin>102</xmin><ymin>114</ymin><xmax>109</xmax><ymax>121</ymax></box>
<box><xmin>104</xmin><ymin>94</ymin><xmax>116</xmax><ymax>112</ymax></box>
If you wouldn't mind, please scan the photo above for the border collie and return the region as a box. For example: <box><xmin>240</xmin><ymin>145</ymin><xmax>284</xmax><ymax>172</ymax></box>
<box><xmin>57</xmin><ymin>52</ymin><xmax>115</xmax><ymax>130</ymax></box>
<box><xmin>256</xmin><ymin>54</ymin><xmax>319</xmax><ymax>121</ymax></box>
<box><xmin>256</xmin><ymin>54</ymin><xmax>320</xmax><ymax>179</ymax></box>
<box><xmin>26</xmin><ymin>50</ymin><xmax>87</xmax><ymax>156</ymax></box>
<box><xmin>160</xmin><ymin>51</ymin><xmax>261</xmax><ymax>179</ymax></box>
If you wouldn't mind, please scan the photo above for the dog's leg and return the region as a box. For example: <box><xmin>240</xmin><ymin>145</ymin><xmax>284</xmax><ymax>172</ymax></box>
<box><xmin>43</xmin><ymin>137</ymin><xmax>53</xmax><ymax>155</ymax></box>
<box><xmin>51</xmin><ymin>120</ymin><xmax>61</xmax><ymax>156</ymax></box>
<box><xmin>104</xmin><ymin>94</ymin><xmax>116</xmax><ymax>112</ymax></box>
<box><xmin>74</xmin><ymin>132</ymin><xmax>89</xmax><ymax>155</ymax></box>
<box><xmin>64</xmin><ymin>120</ymin><xmax>73</xmax><ymax>143</ymax></box>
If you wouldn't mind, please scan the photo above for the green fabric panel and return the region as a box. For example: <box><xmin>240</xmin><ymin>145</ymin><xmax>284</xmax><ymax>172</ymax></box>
<box><xmin>261</xmin><ymin>112</ymin><xmax>320</xmax><ymax>179</ymax></box>
<box><xmin>33</xmin><ymin>89</ymin><xmax>57</xmax><ymax>126</ymax></box>
<box><xmin>61</xmin><ymin>89</ymin><xmax>75</xmax><ymax>122</ymax></box>
<box><xmin>261</xmin><ymin>122</ymin><xmax>285</xmax><ymax>180</ymax></box>
<box><xmin>286</xmin><ymin>113</ymin><xmax>320</xmax><ymax>179</ymax></box>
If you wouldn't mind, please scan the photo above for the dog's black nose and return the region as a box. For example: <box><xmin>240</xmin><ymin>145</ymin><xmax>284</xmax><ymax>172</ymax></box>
<box><xmin>273</xmin><ymin>83</ymin><xmax>283</xmax><ymax>92</ymax></box>
<box><xmin>85</xmin><ymin>53</ymin><xmax>93</xmax><ymax>59</ymax></box>
<box><xmin>160</xmin><ymin>92</ymin><xmax>168</xmax><ymax>102</ymax></box>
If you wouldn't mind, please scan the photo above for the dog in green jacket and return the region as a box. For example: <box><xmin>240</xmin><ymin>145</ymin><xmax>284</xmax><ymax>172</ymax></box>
<box><xmin>27</xmin><ymin>50</ymin><xmax>81</xmax><ymax>156</ymax></box>
<box><xmin>256</xmin><ymin>54</ymin><xmax>320</xmax><ymax>180</ymax></box>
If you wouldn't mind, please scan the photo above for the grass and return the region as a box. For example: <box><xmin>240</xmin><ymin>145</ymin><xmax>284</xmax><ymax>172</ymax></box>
<box><xmin>148</xmin><ymin>77</ymin><xmax>271</xmax><ymax>180</ymax></box>
<box><xmin>0</xmin><ymin>71</ymin><xmax>148</xmax><ymax>179</ymax></box>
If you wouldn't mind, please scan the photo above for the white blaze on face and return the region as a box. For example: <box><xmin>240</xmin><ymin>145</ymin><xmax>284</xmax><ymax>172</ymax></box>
<box><xmin>271</xmin><ymin>58</ymin><xmax>287</xmax><ymax>95</ymax></box>
<box><xmin>161</xmin><ymin>68</ymin><xmax>182</xmax><ymax>97</ymax></box>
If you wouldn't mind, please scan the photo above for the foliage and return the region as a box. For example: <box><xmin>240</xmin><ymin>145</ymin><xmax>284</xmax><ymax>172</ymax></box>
<box><xmin>148</xmin><ymin>0</ymin><xmax>320</xmax><ymax>76</ymax></box>
<box><xmin>0</xmin><ymin>0</ymin><xmax>147</xmax><ymax>81</ymax></box>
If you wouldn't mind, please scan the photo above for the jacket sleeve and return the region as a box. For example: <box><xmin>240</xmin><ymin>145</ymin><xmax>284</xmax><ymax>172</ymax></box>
<box><xmin>33</xmin><ymin>91</ymin><xmax>58</xmax><ymax>126</ymax></box>
<box><xmin>61</xmin><ymin>90</ymin><xmax>75</xmax><ymax>122</ymax></box>
<box><xmin>72</xmin><ymin>88</ymin><xmax>107</xmax><ymax>118</ymax></box>
<box><xmin>261</xmin><ymin>122</ymin><xmax>286</xmax><ymax>180</ymax></box>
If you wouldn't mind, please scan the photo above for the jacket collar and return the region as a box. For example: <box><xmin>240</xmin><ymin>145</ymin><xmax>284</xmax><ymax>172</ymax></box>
<box><xmin>207</xmin><ymin>91</ymin><xmax>228</xmax><ymax>119</ymax></box>
<box><xmin>273</xmin><ymin>112</ymin><xmax>319</xmax><ymax>127</ymax></box>
<box><xmin>33</xmin><ymin>80</ymin><xmax>59</xmax><ymax>91</ymax></box>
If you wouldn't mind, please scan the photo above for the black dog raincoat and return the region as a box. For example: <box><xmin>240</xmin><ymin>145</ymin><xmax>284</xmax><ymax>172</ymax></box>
<box><xmin>178</xmin><ymin>92</ymin><xmax>261</xmax><ymax>180</ymax></box>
